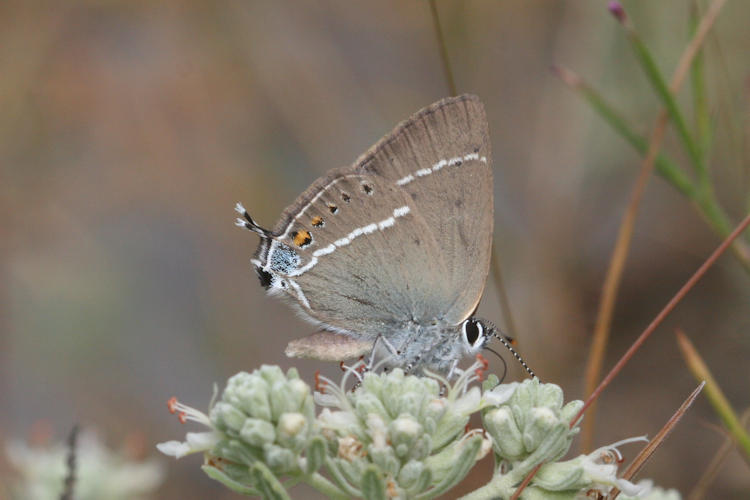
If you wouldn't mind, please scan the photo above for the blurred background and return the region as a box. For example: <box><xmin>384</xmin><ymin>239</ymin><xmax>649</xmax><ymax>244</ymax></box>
<box><xmin>1</xmin><ymin>0</ymin><xmax>749</xmax><ymax>498</ymax></box>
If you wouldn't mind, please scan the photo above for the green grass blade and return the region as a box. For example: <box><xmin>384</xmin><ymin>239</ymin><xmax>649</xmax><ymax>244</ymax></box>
<box><xmin>677</xmin><ymin>330</ymin><xmax>750</xmax><ymax>464</ymax></box>
<box><xmin>554</xmin><ymin>66</ymin><xmax>695</xmax><ymax>198</ymax></box>
<box><xmin>623</xmin><ymin>22</ymin><xmax>706</xmax><ymax>177</ymax></box>
<box><xmin>555</xmin><ymin>66</ymin><xmax>750</xmax><ymax>270</ymax></box>
<box><xmin>690</xmin><ymin>0</ymin><xmax>713</xmax><ymax>167</ymax></box>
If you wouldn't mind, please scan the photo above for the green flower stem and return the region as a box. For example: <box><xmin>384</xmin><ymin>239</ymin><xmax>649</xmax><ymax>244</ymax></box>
<box><xmin>249</xmin><ymin>462</ymin><xmax>291</xmax><ymax>500</ymax></box>
<box><xmin>201</xmin><ymin>465</ymin><xmax>260</xmax><ymax>496</ymax></box>
<box><xmin>457</xmin><ymin>468</ymin><xmax>578</xmax><ymax>500</ymax></box>
<box><xmin>517</xmin><ymin>486</ymin><xmax>579</xmax><ymax>500</ymax></box>
<box><xmin>305</xmin><ymin>472</ymin><xmax>350</xmax><ymax>500</ymax></box>
<box><xmin>324</xmin><ymin>455</ymin><xmax>363</xmax><ymax>498</ymax></box>
<box><xmin>457</xmin><ymin>468</ymin><xmax>519</xmax><ymax>500</ymax></box>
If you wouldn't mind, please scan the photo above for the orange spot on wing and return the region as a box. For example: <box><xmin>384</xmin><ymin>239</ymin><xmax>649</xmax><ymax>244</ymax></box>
<box><xmin>292</xmin><ymin>230</ymin><xmax>312</xmax><ymax>247</ymax></box>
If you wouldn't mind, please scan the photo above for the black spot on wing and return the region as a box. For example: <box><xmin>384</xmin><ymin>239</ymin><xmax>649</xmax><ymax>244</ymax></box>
<box><xmin>255</xmin><ymin>267</ymin><xmax>273</xmax><ymax>289</ymax></box>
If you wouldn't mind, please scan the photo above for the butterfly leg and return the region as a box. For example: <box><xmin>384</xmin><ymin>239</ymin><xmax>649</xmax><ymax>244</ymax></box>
<box><xmin>403</xmin><ymin>354</ymin><xmax>423</xmax><ymax>376</ymax></box>
<box><xmin>446</xmin><ymin>359</ymin><xmax>462</xmax><ymax>380</ymax></box>
<box><xmin>368</xmin><ymin>335</ymin><xmax>401</xmax><ymax>373</ymax></box>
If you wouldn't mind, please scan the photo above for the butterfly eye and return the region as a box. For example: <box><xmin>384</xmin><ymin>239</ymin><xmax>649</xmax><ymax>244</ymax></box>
<box><xmin>462</xmin><ymin>319</ymin><xmax>484</xmax><ymax>349</ymax></box>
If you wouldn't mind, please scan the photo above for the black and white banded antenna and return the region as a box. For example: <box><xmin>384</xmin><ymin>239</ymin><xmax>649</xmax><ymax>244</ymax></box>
<box><xmin>491</xmin><ymin>331</ymin><xmax>536</xmax><ymax>380</ymax></box>
<box><xmin>235</xmin><ymin>202</ymin><xmax>272</xmax><ymax>237</ymax></box>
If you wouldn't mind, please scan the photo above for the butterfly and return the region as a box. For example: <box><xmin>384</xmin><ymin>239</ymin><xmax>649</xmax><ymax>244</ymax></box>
<box><xmin>237</xmin><ymin>94</ymin><xmax>508</xmax><ymax>377</ymax></box>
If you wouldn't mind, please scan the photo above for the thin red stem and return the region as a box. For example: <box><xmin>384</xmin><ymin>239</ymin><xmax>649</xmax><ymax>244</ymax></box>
<box><xmin>512</xmin><ymin>213</ymin><xmax>750</xmax><ymax>497</ymax></box>
<box><xmin>573</xmin><ymin>211</ymin><xmax>750</xmax><ymax>427</ymax></box>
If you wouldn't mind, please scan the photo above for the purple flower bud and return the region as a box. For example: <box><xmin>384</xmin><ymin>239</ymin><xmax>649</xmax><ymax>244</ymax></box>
<box><xmin>608</xmin><ymin>1</ymin><xmax>626</xmax><ymax>23</ymax></box>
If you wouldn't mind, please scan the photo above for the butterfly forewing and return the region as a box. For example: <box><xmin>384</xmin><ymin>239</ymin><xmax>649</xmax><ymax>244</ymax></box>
<box><xmin>254</xmin><ymin>94</ymin><xmax>492</xmax><ymax>341</ymax></box>
<box><xmin>260</xmin><ymin>167</ymin><xmax>451</xmax><ymax>337</ymax></box>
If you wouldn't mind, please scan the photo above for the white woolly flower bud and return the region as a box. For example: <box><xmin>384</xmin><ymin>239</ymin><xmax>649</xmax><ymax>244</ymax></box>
<box><xmin>158</xmin><ymin>366</ymin><xmax>316</xmax><ymax>491</ymax></box>
<box><xmin>159</xmin><ymin>362</ymin><xmax>681</xmax><ymax>500</ymax></box>
<box><xmin>482</xmin><ymin>377</ymin><xmax>582</xmax><ymax>465</ymax></box>
<box><xmin>316</xmin><ymin>358</ymin><xmax>489</xmax><ymax>499</ymax></box>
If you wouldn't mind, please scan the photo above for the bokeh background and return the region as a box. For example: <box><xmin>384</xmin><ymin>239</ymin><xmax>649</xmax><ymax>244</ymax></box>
<box><xmin>2</xmin><ymin>0</ymin><xmax>749</xmax><ymax>498</ymax></box>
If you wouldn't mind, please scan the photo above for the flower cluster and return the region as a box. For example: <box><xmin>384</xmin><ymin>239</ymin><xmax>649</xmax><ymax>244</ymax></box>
<box><xmin>314</xmin><ymin>361</ymin><xmax>491</xmax><ymax>498</ymax></box>
<box><xmin>210</xmin><ymin>366</ymin><xmax>316</xmax><ymax>477</ymax></box>
<box><xmin>159</xmin><ymin>362</ymin><xmax>682</xmax><ymax>499</ymax></box>
<box><xmin>483</xmin><ymin>377</ymin><xmax>582</xmax><ymax>465</ymax></box>
<box><xmin>158</xmin><ymin>365</ymin><xmax>318</xmax><ymax>496</ymax></box>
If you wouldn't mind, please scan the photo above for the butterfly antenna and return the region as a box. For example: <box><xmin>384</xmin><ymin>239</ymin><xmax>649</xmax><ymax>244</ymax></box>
<box><xmin>491</xmin><ymin>331</ymin><xmax>536</xmax><ymax>380</ymax></box>
<box><xmin>235</xmin><ymin>202</ymin><xmax>271</xmax><ymax>237</ymax></box>
<box><xmin>484</xmin><ymin>346</ymin><xmax>508</xmax><ymax>383</ymax></box>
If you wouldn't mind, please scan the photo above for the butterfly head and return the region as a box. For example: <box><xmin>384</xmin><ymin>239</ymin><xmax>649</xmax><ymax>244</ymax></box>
<box><xmin>459</xmin><ymin>317</ymin><xmax>494</xmax><ymax>355</ymax></box>
<box><xmin>420</xmin><ymin>317</ymin><xmax>535</xmax><ymax>380</ymax></box>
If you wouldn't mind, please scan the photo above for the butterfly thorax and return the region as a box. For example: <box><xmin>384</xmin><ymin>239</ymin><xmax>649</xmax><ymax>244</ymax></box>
<box><xmin>377</xmin><ymin>319</ymin><xmax>489</xmax><ymax>375</ymax></box>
